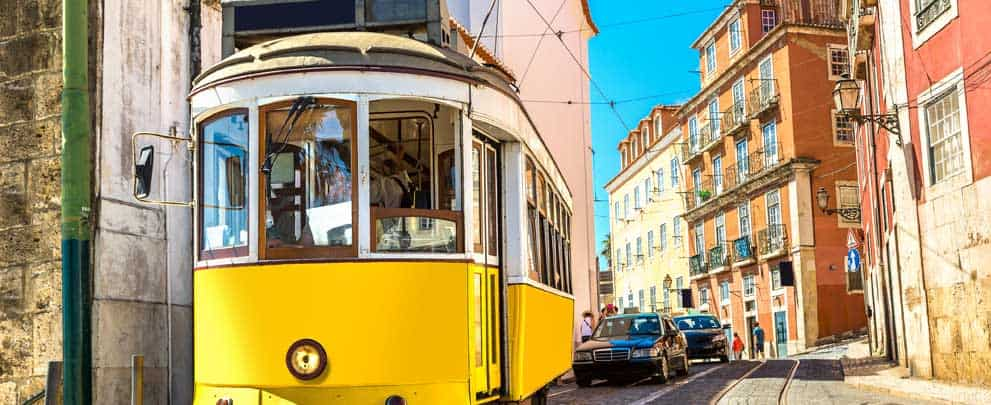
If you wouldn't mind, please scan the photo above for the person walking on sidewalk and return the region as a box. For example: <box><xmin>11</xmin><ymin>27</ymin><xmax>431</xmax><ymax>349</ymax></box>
<box><xmin>580</xmin><ymin>311</ymin><xmax>594</xmax><ymax>342</ymax></box>
<box><xmin>732</xmin><ymin>332</ymin><xmax>744</xmax><ymax>361</ymax></box>
<box><xmin>752</xmin><ymin>322</ymin><xmax>766</xmax><ymax>360</ymax></box>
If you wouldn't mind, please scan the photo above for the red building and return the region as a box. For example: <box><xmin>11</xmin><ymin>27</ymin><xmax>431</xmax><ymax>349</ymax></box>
<box><xmin>844</xmin><ymin>0</ymin><xmax>991</xmax><ymax>386</ymax></box>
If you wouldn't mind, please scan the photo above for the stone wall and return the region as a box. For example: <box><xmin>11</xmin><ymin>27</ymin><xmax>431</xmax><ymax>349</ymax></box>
<box><xmin>0</xmin><ymin>0</ymin><xmax>64</xmax><ymax>403</ymax></box>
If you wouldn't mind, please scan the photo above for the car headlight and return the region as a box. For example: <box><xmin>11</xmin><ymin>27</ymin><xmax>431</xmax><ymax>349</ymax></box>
<box><xmin>573</xmin><ymin>351</ymin><xmax>593</xmax><ymax>362</ymax></box>
<box><xmin>632</xmin><ymin>347</ymin><xmax>660</xmax><ymax>358</ymax></box>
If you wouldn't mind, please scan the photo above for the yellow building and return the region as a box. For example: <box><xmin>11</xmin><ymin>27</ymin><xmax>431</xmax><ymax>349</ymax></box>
<box><xmin>604</xmin><ymin>106</ymin><xmax>691</xmax><ymax>314</ymax></box>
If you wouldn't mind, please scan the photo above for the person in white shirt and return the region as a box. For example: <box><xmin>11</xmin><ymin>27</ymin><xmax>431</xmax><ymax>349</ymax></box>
<box><xmin>580</xmin><ymin>311</ymin><xmax>595</xmax><ymax>342</ymax></box>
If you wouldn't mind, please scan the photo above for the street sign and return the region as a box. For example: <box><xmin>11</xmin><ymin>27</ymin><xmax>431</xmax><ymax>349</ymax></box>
<box><xmin>846</xmin><ymin>248</ymin><xmax>861</xmax><ymax>273</ymax></box>
<box><xmin>846</xmin><ymin>229</ymin><xmax>862</xmax><ymax>249</ymax></box>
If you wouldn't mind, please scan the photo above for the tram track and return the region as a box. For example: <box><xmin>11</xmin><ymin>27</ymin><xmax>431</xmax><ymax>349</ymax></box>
<box><xmin>710</xmin><ymin>359</ymin><xmax>800</xmax><ymax>405</ymax></box>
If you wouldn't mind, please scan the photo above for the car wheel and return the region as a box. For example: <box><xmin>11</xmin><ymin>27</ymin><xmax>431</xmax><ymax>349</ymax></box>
<box><xmin>676</xmin><ymin>354</ymin><xmax>690</xmax><ymax>376</ymax></box>
<box><xmin>529</xmin><ymin>388</ymin><xmax>548</xmax><ymax>405</ymax></box>
<box><xmin>576</xmin><ymin>376</ymin><xmax>592</xmax><ymax>388</ymax></box>
<box><xmin>655</xmin><ymin>355</ymin><xmax>670</xmax><ymax>384</ymax></box>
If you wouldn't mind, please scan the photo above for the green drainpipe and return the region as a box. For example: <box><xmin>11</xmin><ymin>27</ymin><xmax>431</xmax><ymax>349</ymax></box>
<box><xmin>61</xmin><ymin>0</ymin><xmax>92</xmax><ymax>403</ymax></box>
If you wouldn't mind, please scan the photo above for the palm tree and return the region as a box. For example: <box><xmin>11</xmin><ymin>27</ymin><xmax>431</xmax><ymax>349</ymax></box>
<box><xmin>600</xmin><ymin>233</ymin><xmax>611</xmax><ymax>265</ymax></box>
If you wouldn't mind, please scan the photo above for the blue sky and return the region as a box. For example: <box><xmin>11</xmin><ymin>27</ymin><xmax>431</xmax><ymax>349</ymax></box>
<box><xmin>587</xmin><ymin>0</ymin><xmax>732</xmax><ymax>269</ymax></box>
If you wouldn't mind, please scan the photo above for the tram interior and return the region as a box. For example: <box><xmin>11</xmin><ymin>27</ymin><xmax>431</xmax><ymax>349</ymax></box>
<box><xmin>260</xmin><ymin>98</ymin><xmax>462</xmax><ymax>253</ymax></box>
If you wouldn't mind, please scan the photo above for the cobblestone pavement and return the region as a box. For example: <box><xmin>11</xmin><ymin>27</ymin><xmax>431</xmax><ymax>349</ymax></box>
<box><xmin>550</xmin><ymin>358</ymin><xmax>938</xmax><ymax>405</ymax></box>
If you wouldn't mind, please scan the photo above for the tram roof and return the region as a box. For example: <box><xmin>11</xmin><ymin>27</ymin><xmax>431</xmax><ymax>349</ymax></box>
<box><xmin>192</xmin><ymin>31</ymin><xmax>515</xmax><ymax>96</ymax></box>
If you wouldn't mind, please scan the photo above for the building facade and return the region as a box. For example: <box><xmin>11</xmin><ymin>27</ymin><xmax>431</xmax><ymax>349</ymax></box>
<box><xmin>844</xmin><ymin>0</ymin><xmax>991</xmax><ymax>385</ymax></box>
<box><xmin>0</xmin><ymin>0</ymin><xmax>598</xmax><ymax>402</ymax></box>
<box><xmin>680</xmin><ymin>0</ymin><xmax>867</xmax><ymax>358</ymax></box>
<box><xmin>605</xmin><ymin>106</ymin><xmax>692</xmax><ymax>316</ymax></box>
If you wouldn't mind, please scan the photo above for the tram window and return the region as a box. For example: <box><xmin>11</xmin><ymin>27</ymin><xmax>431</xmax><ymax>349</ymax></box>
<box><xmin>525</xmin><ymin>159</ymin><xmax>540</xmax><ymax>281</ymax></box>
<box><xmin>471</xmin><ymin>143</ymin><xmax>483</xmax><ymax>253</ymax></box>
<box><xmin>525</xmin><ymin>159</ymin><xmax>536</xmax><ymax>203</ymax></box>
<box><xmin>200</xmin><ymin>111</ymin><xmax>250</xmax><ymax>260</ymax></box>
<box><xmin>368</xmin><ymin>109</ymin><xmax>462</xmax><ymax>253</ymax></box>
<box><xmin>262</xmin><ymin>101</ymin><xmax>355</xmax><ymax>256</ymax></box>
<box><xmin>486</xmin><ymin>147</ymin><xmax>498</xmax><ymax>257</ymax></box>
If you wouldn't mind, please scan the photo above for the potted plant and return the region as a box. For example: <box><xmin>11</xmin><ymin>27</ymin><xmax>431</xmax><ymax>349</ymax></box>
<box><xmin>697</xmin><ymin>189</ymin><xmax>712</xmax><ymax>200</ymax></box>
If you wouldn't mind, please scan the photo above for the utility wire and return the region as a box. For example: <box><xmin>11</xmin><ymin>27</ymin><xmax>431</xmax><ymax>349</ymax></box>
<box><xmin>521</xmin><ymin>89</ymin><xmax>695</xmax><ymax>105</ymax></box>
<box><xmin>524</xmin><ymin>0</ymin><xmax>631</xmax><ymax>132</ymax></box>
<box><xmin>479</xmin><ymin>6</ymin><xmax>728</xmax><ymax>39</ymax></box>
<box><xmin>518</xmin><ymin>0</ymin><xmax>569</xmax><ymax>87</ymax></box>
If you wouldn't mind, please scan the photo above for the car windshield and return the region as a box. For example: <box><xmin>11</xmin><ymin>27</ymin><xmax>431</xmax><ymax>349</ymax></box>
<box><xmin>593</xmin><ymin>316</ymin><xmax>662</xmax><ymax>339</ymax></box>
<box><xmin>675</xmin><ymin>316</ymin><xmax>721</xmax><ymax>330</ymax></box>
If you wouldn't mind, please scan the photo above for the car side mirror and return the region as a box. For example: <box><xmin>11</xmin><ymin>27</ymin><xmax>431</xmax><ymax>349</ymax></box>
<box><xmin>135</xmin><ymin>145</ymin><xmax>154</xmax><ymax>199</ymax></box>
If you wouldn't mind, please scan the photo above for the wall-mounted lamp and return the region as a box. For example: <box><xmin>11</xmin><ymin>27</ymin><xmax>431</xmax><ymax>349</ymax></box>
<box><xmin>816</xmin><ymin>187</ymin><xmax>861</xmax><ymax>222</ymax></box>
<box><xmin>833</xmin><ymin>75</ymin><xmax>901</xmax><ymax>136</ymax></box>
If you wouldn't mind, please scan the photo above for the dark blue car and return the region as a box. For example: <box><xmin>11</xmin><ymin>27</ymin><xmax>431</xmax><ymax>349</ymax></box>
<box><xmin>674</xmin><ymin>314</ymin><xmax>729</xmax><ymax>362</ymax></box>
<box><xmin>571</xmin><ymin>313</ymin><xmax>689</xmax><ymax>387</ymax></box>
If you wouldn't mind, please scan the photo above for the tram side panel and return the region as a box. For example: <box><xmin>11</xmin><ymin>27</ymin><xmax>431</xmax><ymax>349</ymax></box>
<box><xmin>506</xmin><ymin>284</ymin><xmax>574</xmax><ymax>401</ymax></box>
<box><xmin>193</xmin><ymin>261</ymin><xmax>471</xmax><ymax>404</ymax></box>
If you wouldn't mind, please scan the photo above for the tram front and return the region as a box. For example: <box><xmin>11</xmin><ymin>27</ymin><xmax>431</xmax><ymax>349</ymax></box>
<box><xmin>131</xmin><ymin>32</ymin><xmax>577</xmax><ymax>404</ymax></box>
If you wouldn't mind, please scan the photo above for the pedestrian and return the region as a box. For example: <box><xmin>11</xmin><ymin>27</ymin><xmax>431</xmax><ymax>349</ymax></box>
<box><xmin>580</xmin><ymin>311</ymin><xmax>595</xmax><ymax>342</ymax></box>
<box><xmin>732</xmin><ymin>332</ymin><xmax>744</xmax><ymax>361</ymax></box>
<box><xmin>752</xmin><ymin>322</ymin><xmax>766</xmax><ymax>360</ymax></box>
<box><xmin>598</xmin><ymin>306</ymin><xmax>608</xmax><ymax>325</ymax></box>
<box><xmin>606</xmin><ymin>303</ymin><xmax>618</xmax><ymax>316</ymax></box>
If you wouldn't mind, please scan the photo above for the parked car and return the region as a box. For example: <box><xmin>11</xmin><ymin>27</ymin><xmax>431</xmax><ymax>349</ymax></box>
<box><xmin>673</xmin><ymin>314</ymin><xmax>728</xmax><ymax>362</ymax></box>
<box><xmin>572</xmin><ymin>313</ymin><xmax>689</xmax><ymax>387</ymax></box>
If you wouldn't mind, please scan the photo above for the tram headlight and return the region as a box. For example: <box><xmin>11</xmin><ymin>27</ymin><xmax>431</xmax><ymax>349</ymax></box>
<box><xmin>285</xmin><ymin>338</ymin><xmax>328</xmax><ymax>380</ymax></box>
<box><xmin>385</xmin><ymin>395</ymin><xmax>407</xmax><ymax>405</ymax></box>
<box><xmin>573</xmin><ymin>351</ymin><xmax>592</xmax><ymax>362</ymax></box>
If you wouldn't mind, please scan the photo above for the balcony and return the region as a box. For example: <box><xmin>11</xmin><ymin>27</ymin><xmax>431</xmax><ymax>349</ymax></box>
<box><xmin>748</xmin><ymin>80</ymin><xmax>780</xmax><ymax>119</ymax></box>
<box><xmin>684</xmin><ymin>177</ymin><xmax>714</xmax><ymax>211</ymax></box>
<box><xmin>855</xmin><ymin>5</ymin><xmax>876</xmax><ymax>51</ymax></box>
<box><xmin>759</xmin><ymin>0</ymin><xmax>845</xmax><ymax>29</ymax></box>
<box><xmin>689</xmin><ymin>253</ymin><xmax>708</xmax><ymax>277</ymax></box>
<box><xmin>708</xmin><ymin>244</ymin><xmax>729</xmax><ymax>272</ymax></box>
<box><xmin>757</xmin><ymin>224</ymin><xmax>788</xmax><ymax>258</ymax></box>
<box><xmin>916</xmin><ymin>0</ymin><xmax>950</xmax><ymax>31</ymax></box>
<box><xmin>687</xmin><ymin>120</ymin><xmax>722</xmax><ymax>162</ymax></box>
<box><xmin>732</xmin><ymin>235</ymin><xmax>755</xmax><ymax>264</ymax></box>
<box><xmin>722</xmin><ymin>104</ymin><xmax>749</xmax><ymax>138</ymax></box>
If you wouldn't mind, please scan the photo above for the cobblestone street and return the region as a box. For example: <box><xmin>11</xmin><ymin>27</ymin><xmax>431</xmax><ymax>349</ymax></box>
<box><xmin>548</xmin><ymin>359</ymin><xmax>937</xmax><ymax>405</ymax></box>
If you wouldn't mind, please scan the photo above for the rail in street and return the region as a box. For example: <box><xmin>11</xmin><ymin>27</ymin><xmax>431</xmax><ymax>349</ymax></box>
<box><xmin>550</xmin><ymin>359</ymin><xmax>937</xmax><ymax>405</ymax></box>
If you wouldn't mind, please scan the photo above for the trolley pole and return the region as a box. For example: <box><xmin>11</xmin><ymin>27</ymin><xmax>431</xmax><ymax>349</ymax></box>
<box><xmin>61</xmin><ymin>0</ymin><xmax>93</xmax><ymax>403</ymax></box>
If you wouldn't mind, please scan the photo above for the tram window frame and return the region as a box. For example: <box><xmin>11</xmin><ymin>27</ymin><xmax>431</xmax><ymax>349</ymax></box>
<box><xmin>198</xmin><ymin>108</ymin><xmax>251</xmax><ymax>261</ymax></box>
<box><xmin>368</xmin><ymin>111</ymin><xmax>464</xmax><ymax>254</ymax></box>
<box><xmin>258</xmin><ymin>98</ymin><xmax>358</xmax><ymax>260</ymax></box>
<box><xmin>525</xmin><ymin>158</ymin><xmax>541</xmax><ymax>281</ymax></box>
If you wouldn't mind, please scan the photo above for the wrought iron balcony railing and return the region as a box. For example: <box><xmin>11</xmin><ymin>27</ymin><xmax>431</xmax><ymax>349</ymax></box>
<box><xmin>722</xmin><ymin>104</ymin><xmax>749</xmax><ymax>137</ymax></box>
<box><xmin>689</xmin><ymin>253</ymin><xmax>707</xmax><ymax>276</ymax></box>
<box><xmin>685</xmin><ymin>176</ymin><xmax>715</xmax><ymax>210</ymax></box>
<box><xmin>759</xmin><ymin>0</ymin><xmax>845</xmax><ymax>29</ymax></box>
<box><xmin>733</xmin><ymin>235</ymin><xmax>755</xmax><ymax>262</ymax></box>
<box><xmin>748</xmin><ymin>80</ymin><xmax>780</xmax><ymax>118</ymax></box>
<box><xmin>708</xmin><ymin>243</ymin><xmax>729</xmax><ymax>269</ymax></box>
<box><xmin>757</xmin><ymin>224</ymin><xmax>788</xmax><ymax>257</ymax></box>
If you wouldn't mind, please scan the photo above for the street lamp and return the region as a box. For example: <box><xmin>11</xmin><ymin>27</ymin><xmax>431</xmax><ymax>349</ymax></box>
<box><xmin>816</xmin><ymin>187</ymin><xmax>861</xmax><ymax>222</ymax></box>
<box><xmin>662</xmin><ymin>275</ymin><xmax>673</xmax><ymax>314</ymax></box>
<box><xmin>832</xmin><ymin>75</ymin><xmax>901</xmax><ymax>135</ymax></box>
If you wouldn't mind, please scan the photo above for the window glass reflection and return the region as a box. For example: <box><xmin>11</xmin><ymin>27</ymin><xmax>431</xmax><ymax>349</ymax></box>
<box><xmin>201</xmin><ymin>112</ymin><xmax>249</xmax><ymax>259</ymax></box>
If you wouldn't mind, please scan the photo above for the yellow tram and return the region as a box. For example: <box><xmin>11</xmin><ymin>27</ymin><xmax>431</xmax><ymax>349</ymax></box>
<box><xmin>134</xmin><ymin>32</ymin><xmax>577</xmax><ymax>404</ymax></box>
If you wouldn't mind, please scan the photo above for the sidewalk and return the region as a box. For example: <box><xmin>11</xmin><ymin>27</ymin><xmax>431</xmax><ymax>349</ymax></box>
<box><xmin>840</xmin><ymin>339</ymin><xmax>991</xmax><ymax>405</ymax></box>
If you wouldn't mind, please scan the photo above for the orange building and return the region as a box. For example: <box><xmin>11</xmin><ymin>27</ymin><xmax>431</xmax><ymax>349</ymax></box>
<box><xmin>677</xmin><ymin>0</ymin><xmax>867</xmax><ymax>357</ymax></box>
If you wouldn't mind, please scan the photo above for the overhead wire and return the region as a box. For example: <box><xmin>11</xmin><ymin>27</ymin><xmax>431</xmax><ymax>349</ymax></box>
<box><xmin>478</xmin><ymin>6</ymin><xmax>728</xmax><ymax>39</ymax></box>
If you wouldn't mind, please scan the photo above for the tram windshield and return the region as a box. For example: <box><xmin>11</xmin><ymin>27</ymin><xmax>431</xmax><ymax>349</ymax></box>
<box><xmin>263</xmin><ymin>101</ymin><xmax>355</xmax><ymax>254</ymax></box>
<box><xmin>200</xmin><ymin>111</ymin><xmax>250</xmax><ymax>260</ymax></box>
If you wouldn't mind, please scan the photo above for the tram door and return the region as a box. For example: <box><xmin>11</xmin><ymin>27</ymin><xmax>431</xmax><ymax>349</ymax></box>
<box><xmin>471</xmin><ymin>137</ymin><xmax>502</xmax><ymax>399</ymax></box>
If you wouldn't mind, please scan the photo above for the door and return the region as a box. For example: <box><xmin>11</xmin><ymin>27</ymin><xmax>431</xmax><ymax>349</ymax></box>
<box><xmin>471</xmin><ymin>135</ymin><xmax>502</xmax><ymax>399</ymax></box>
<box><xmin>774</xmin><ymin>311</ymin><xmax>788</xmax><ymax>358</ymax></box>
<box><xmin>745</xmin><ymin>316</ymin><xmax>757</xmax><ymax>359</ymax></box>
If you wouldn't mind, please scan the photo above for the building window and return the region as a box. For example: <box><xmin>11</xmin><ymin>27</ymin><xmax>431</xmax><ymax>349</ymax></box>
<box><xmin>619</xmin><ymin>296</ymin><xmax>624</xmax><ymax>309</ymax></box>
<box><xmin>671</xmin><ymin>157</ymin><xmax>680</xmax><ymax>187</ymax></box>
<box><xmin>645</xmin><ymin>177</ymin><xmax>653</xmax><ymax>202</ymax></box>
<box><xmin>625</xmin><ymin>242</ymin><xmax>631</xmax><ymax>266</ymax></box>
<box><xmin>655</xmin><ymin>117</ymin><xmax>663</xmax><ymax>141</ymax></box>
<box><xmin>708</xmin><ymin>98</ymin><xmax>721</xmax><ymax>136</ymax></box>
<box><xmin>656</xmin><ymin>168</ymin><xmax>665</xmax><ymax>193</ymax></box>
<box><xmin>689</xmin><ymin>117</ymin><xmax>699</xmax><ymax>151</ymax></box>
<box><xmin>837</xmin><ymin>181</ymin><xmax>860</xmax><ymax>227</ymax></box>
<box><xmin>925</xmin><ymin>87</ymin><xmax>964</xmax><ymax>184</ymax></box>
<box><xmin>761</xmin><ymin>9</ymin><xmax>777</xmax><ymax>33</ymax></box>
<box><xmin>738</xmin><ymin>203</ymin><xmax>751</xmax><ymax>237</ymax></box>
<box><xmin>720</xmin><ymin>280</ymin><xmax>730</xmax><ymax>304</ymax></box>
<box><xmin>766</xmin><ymin>190</ymin><xmax>782</xmax><ymax>226</ymax></box>
<box><xmin>729</xmin><ymin>17</ymin><xmax>742</xmax><ymax>54</ymax></box>
<box><xmin>660</xmin><ymin>223</ymin><xmax>668</xmax><ymax>251</ymax></box>
<box><xmin>713</xmin><ymin>155</ymin><xmax>723</xmax><ymax>194</ymax></box>
<box><xmin>771</xmin><ymin>267</ymin><xmax>782</xmax><ymax>290</ymax></box>
<box><xmin>828</xmin><ymin>45</ymin><xmax>850</xmax><ymax>80</ymax></box>
<box><xmin>639</xmin><ymin>289</ymin><xmax>645</xmax><ymax>311</ymax></box>
<box><xmin>628</xmin><ymin>292</ymin><xmax>635</xmax><ymax>309</ymax></box>
<box><xmin>634</xmin><ymin>186</ymin><xmax>641</xmax><ymax>209</ymax></box>
<box><xmin>834</xmin><ymin>111</ymin><xmax>856</xmax><ymax>145</ymax></box>
<box><xmin>705</xmin><ymin>41</ymin><xmax>716</xmax><ymax>75</ymax></box>
<box><xmin>916</xmin><ymin>0</ymin><xmax>952</xmax><ymax>31</ymax></box>
<box><xmin>762</xmin><ymin>121</ymin><xmax>779</xmax><ymax>165</ymax></box>
<box><xmin>715</xmin><ymin>212</ymin><xmax>726</xmax><ymax>245</ymax></box>
<box><xmin>615</xmin><ymin>248</ymin><xmax>622</xmax><ymax>270</ymax></box>
<box><xmin>699</xmin><ymin>287</ymin><xmax>710</xmax><ymax>306</ymax></box>
<box><xmin>636</xmin><ymin>237</ymin><xmax>643</xmax><ymax>261</ymax></box>
<box><xmin>743</xmin><ymin>274</ymin><xmax>756</xmax><ymax>297</ymax></box>
<box><xmin>736</xmin><ymin>138</ymin><xmax>749</xmax><ymax>182</ymax></box>
<box><xmin>673</xmin><ymin>216</ymin><xmax>682</xmax><ymax>245</ymax></box>
<box><xmin>649</xmin><ymin>286</ymin><xmax>657</xmax><ymax>312</ymax></box>
<box><xmin>647</xmin><ymin>230</ymin><xmax>655</xmax><ymax>257</ymax></box>
<box><xmin>694</xmin><ymin>221</ymin><xmax>705</xmax><ymax>258</ymax></box>
<box><xmin>614</xmin><ymin>201</ymin><xmax>621</xmax><ymax>222</ymax></box>
<box><xmin>624</xmin><ymin>194</ymin><xmax>630</xmax><ymax>219</ymax></box>
<box><xmin>663</xmin><ymin>287</ymin><xmax>670</xmax><ymax>310</ymax></box>
<box><xmin>642</xmin><ymin>129</ymin><xmax>649</xmax><ymax>150</ymax></box>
